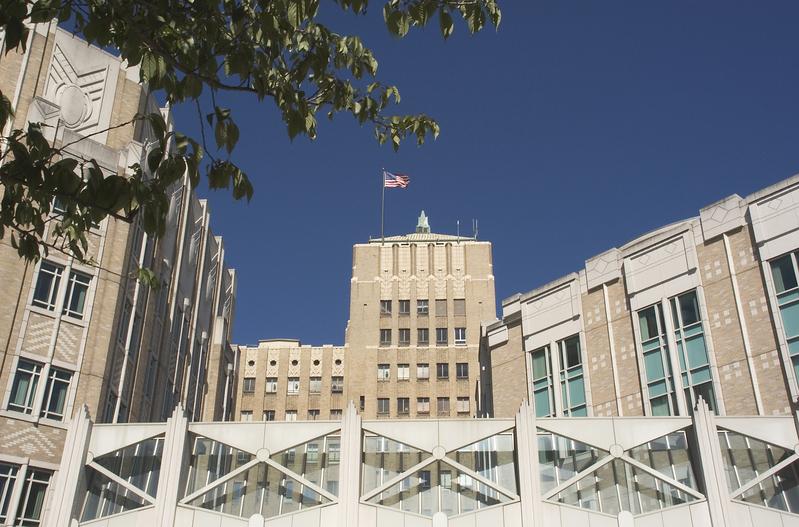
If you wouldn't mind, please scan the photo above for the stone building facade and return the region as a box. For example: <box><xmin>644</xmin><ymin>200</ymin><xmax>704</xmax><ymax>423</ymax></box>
<box><xmin>482</xmin><ymin>174</ymin><xmax>799</xmax><ymax>420</ymax></box>
<box><xmin>0</xmin><ymin>24</ymin><xmax>237</xmax><ymax>526</ymax></box>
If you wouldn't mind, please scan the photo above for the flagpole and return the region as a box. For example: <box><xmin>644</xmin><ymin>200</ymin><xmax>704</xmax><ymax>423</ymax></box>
<box><xmin>380</xmin><ymin>168</ymin><xmax>385</xmax><ymax>244</ymax></box>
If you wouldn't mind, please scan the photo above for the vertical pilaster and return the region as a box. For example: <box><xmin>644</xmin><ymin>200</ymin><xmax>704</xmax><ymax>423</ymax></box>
<box><xmin>49</xmin><ymin>405</ymin><xmax>93</xmax><ymax>527</ymax></box>
<box><xmin>338</xmin><ymin>401</ymin><xmax>362</xmax><ymax>527</ymax></box>
<box><xmin>515</xmin><ymin>401</ymin><xmax>542</xmax><ymax>527</ymax></box>
<box><xmin>691</xmin><ymin>399</ymin><xmax>729</xmax><ymax>527</ymax></box>
<box><xmin>154</xmin><ymin>403</ymin><xmax>189</xmax><ymax>527</ymax></box>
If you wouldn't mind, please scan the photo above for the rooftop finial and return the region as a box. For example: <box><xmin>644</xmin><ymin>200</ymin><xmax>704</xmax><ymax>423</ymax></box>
<box><xmin>416</xmin><ymin>210</ymin><xmax>430</xmax><ymax>233</ymax></box>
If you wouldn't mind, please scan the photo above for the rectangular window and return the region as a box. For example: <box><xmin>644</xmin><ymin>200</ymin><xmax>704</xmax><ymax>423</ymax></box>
<box><xmin>436</xmin><ymin>327</ymin><xmax>448</xmax><ymax>345</ymax></box>
<box><xmin>456</xmin><ymin>397</ymin><xmax>470</xmax><ymax>414</ymax></box>
<box><xmin>380</xmin><ymin>300</ymin><xmax>392</xmax><ymax>316</ymax></box>
<box><xmin>263</xmin><ymin>410</ymin><xmax>275</xmax><ymax>421</ymax></box>
<box><xmin>558</xmin><ymin>335</ymin><xmax>587</xmax><ymax>416</ymax></box>
<box><xmin>417</xmin><ymin>299</ymin><xmax>429</xmax><ymax>315</ymax></box>
<box><xmin>116</xmin><ymin>300</ymin><xmax>132</xmax><ymax>346</ymax></box>
<box><xmin>437</xmin><ymin>397</ymin><xmax>450</xmax><ymax>416</ymax></box>
<box><xmin>417</xmin><ymin>363</ymin><xmax>429</xmax><ymax>380</ymax></box>
<box><xmin>0</xmin><ymin>463</ymin><xmax>19</xmax><ymax>524</ymax></box>
<box><xmin>62</xmin><ymin>270</ymin><xmax>91</xmax><ymax>319</ymax></box>
<box><xmin>285</xmin><ymin>410</ymin><xmax>297</xmax><ymax>421</ymax></box>
<box><xmin>435</xmin><ymin>299</ymin><xmax>447</xmax><ymax>316</ymax></box>
<box><xmin>331</xmin><ymin>376</ymin><xmax>344</xmax><ymax>393</ymax></box>
<box><xmin>309</xmin><ymin>377</ymin><xmax>322</xmax><ymax>394</ymax></box>
<box><xmin>330</xmin><ymin>409</ymin><xmax>342</xmax><ymax>420</ymax></box>
<box><xmin>453</xmin><ymin>299</ymin><xmax>466</xmax><ymax>316</ymax></box>
<box><xmin>397</xmin><ymin>397</ymin><xmax>410</xmax><ymax>414</ymax></box>
<box><xmin>399</xmin><ymin>300</ymin><xmax>410</xmax><ymax>315</ymax></box>
<box><xmin>456</xmin><ymin>362</ymin><xmax>469</xmax><ymax>379</ymax></box>
<box><xmin>306</xmin><ymin>443</ymin><xmax>319</xmax><ymax>463</ymax></box>
<box><xmin>638</xmin><ymin>303</ymin><xmax>678</xmax><ymax>416</ymax></box>
<box><xmin>436</xmin><ymin>362</ymin><xmax>449</xmax><ymax>379</ymax></box>
<box><xmin>398</xmin><ymin>328</ymin><xmax>410</xmax><ymax>346</ymax></box>
<box><xmin>240</xmin><ymin>410</ymin><xmax>253</xmax><ymax>421</ymax></box>
<box><xmin>531</xmin><ymin>345</ymin><xmax>555</xmax><ymax>417</ymax></box>
<box><xmin>8</xmin><ymin>360</ymin><xmax>42</xmax><ymax>415</ymax></box>
<box><xmin>379</xmin><ymin>329</ymin><xmax>392</xmax><ymax>347</ymax></box>
<box><xmin>377</xmin><ymin>398</ymin><xmax>389</xmax><ymax>414</ymax></box>
<box><xmin>377</xmin><ymin>364</ymin><xmax>390</xmax><ymax>381</ymax></box>
<box><xmin>417</xmin><ymin>328</ymin><xmax>429</xmax><ymax>346</ymax></box>
<box><xmin>771</xmin><ymin>252</ymin><xmax>799</xmax><ymax>393</ymax></box>
<box><xmin>242</xmin><ymin>377</ymin><xmax>256</xmax><ymax>393</ymax></box>
<box><xmin>417</xmin><ymin>397</ymin><xmax>430</xmax><ymax>414</ymax></box>
<box><xmin>420</xmin><ymin>470</ymin><xmax>431</xmax><ymax>488</ymax></box>
<box><xmin>670</xmin><ymin>290</ymin><xmax>716</xmax><ymax>413</ymax></box>
<box><xmin>16</xmin><ymin>469</ymin><xmax>51</xmax><ymax>526</ymax></box>
<box><xmin>328</xmin><ymin>442</ymin><xmax>341</xmax><ymax>464</ymax></box>
<box><xmin>143</xmin><ymin>354</ymin><xmax>157</xmax><ymax>400</ymax></box>
<box><xmin>41</xmin><ymin>367</ymin><xmax>72</xmax><ymax>421</ymax></box>
<box><xmin>440</xmin><ymin>470</ymin><xmax>452</xmax><ymax>489</ymax></box>
<box><xmin>32</xmin><ymin>261</ymin><xmax>62</xmax><ymax>311</ymax></box>
<box><xmin>454</xmin><ymin>327</ymin><xmax>466</xmax><ymax>346</ymax></box>
<box><xmin>397</xmin><ymin>364</ymin><xmax>410</xmax><ymax>381</ymax></box>
<box><xmin>265</xmin><ymin>377</ymin><xmax>278</xmax><ymax>393</ymax></box>
<box><xmin>287</xmin><ymin>377</ymin><xmax>300</xmax><ymax>395</ymax></box>
<box><xmin>308</xmin><ymin>409</ymin><xmax>320</xmax><ymax>420</ymax></box>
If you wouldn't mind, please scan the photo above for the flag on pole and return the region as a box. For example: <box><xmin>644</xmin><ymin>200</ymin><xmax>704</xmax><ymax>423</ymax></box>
<box><xmin>383</xmin><ymin>170</ymin><xmax>410</xmax><ymax>188</ymax></box>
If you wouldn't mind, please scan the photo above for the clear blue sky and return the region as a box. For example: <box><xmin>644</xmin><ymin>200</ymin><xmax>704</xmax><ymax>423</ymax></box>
<box><xmin>172</xmin><ymin>1</ymin><xmax>799</xmax><ymax>347</ymax></box>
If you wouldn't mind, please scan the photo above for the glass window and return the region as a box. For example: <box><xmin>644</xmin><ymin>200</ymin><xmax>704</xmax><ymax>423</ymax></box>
<box><xmin>397</xmin><ymin>364</ymin><xmax>410</xmax><ymax>381</ymax></box>
<box><xmin>437</xmin><ymin>397</ymin><xmax>450</xmax><ymax>416</ymax></box>
<box><xmin>531</xmin><ymin>345</ymin><xmax>554</xmax><ymax>417</ymax></box>
<box><xmin>41</xmin><ymin>367</ymin><xmax>72</xmax><ymax>421</ymax></box>
<box><xmin>240</xmin><ymin>410</ymin><xmax>252</xmax><ymax>421</ymax></box>
<box><xmin>772</xmin><ymin>254</ymin><xmax>798</xmax><ymax>294</ymax></box>
<box><xmin>377</xmin><ymin>398</ymin><xmax>389</xmax><ymax>414</ymax></box>
<box><xmin>453</xmin><ymin>299</ymin><xmax>466</xmax><ymax>316</ymax></box>
<box><xmin>8</xmin><ymin>360</ymin><xmax>42</xmax><ymax>415</ymax></box>
<box><xmin>417</xmin><ymin>328</ymin><xmax>429</xmax><ymax>346</ymax></box>
<box><xmin>435</xmin><ymin>299</ymin><xmax>447</xmax><ymax>316</ymax></box>
<box><xmin>378</xmin><ymin>364</ymin><xmax>390</xmax><ymax>381</ymax></box>
<box><xmin>559</xmin><ymin>335</ymin><xmax>586</xmax><ymax>416</ymax></box>
<box><xmin>417</xmin><ymin>299</ymin><xmax>429</xmax><ymax>315</ymax></box>
<box><xmin>0</xmin><ymin>463</ymin><xmax>19</xmax><ymax>524</ymax></box>
<box><xmin>456</xmin><ymin>397</ymin><xmax>470</xmax><ymax>413</ymax></box>
<box><xmin>32</xmin><ymin>261</ymin><xmax>63</xmax><ymax>311</ymax></box>
<box><xmin>242</xmin><ymin>377</ymin><xmax>255</xmax><ymax>393</ymax></box>
<box><xmin>454</xmin><ymin>327</ymin><xmax>466</xmax><ymax>345</ymax></box>
<box><xmin>379</xmin><ymin>329</ymin><xmax>391</xmax><ymax>346</ymax></box>
<box><xmin>309</xmin><ymin>377</ymin><xmax>322</xmax><ymax>394</ymax></box>
<box><xmin>287</xmin><ymin>377</ymin><xmax>300</xmax><ymax>394</ymax></box>
<box><xmin>331</xmin><ymin>376</ymin><xmax>344</xmax><ymax>393</ymax></box>
<box><xmin>62</xmin><ymin>270</ymin><xmax>91</xmax><ymax>319</ymax></box>
<box><xmin>771</xmin><ymin>252</ymin><xmax>799</xmax><ymax>392</ymax></box>
<box><xmin>285</xmin><ymin>410</ymin><xmax>297</xmax><ymax>421</ymax></box>
<box><xmin>417</xmin><ymin>397</ymin><xmax>430</xmax><ymax>414</ymax></box>
<box><xmin>436</xmin><ymin>327</ymin><xmax>448</xmax><ymax>345</ymax></box>
<box><xmin>263</xmin><ymin>410</ymin><xmax>275</xmax><ymax>421</ymax></box>
<box><xmin>116</xmin><ymin>300</ymin><xmax>132</xmax><ymax>346</ymax></box>
<box><xmin>330</xmin><ymin>409</ymin><xmax>342</xmax><ymax>420</ymax></box>
<box><xmin>399</xmin><ymin>300</ymin><xmax>410</xmax><ymax>315</ymax></box>
<box><xmin>398</xmin><ymin>328</ymin><xmax>410</xmax><ymax>346</ymax></box>
<box><xmin>417</xmin><ymin>363</ymin><xmax>429</xmax><ymax>380</ymax></box>
<box><xmin>671</xmin><ymin>290</ymin><xmax>716</xmax><ymax>414</ymax></box>
<box><xmin>265</xmin><ymin>377</ymin><xmax>278</xmax><ymax>393</ymax></box>
<box><xmin>15</xmin><ymin>469</ymin><xmax>51</xmax><ymax>526</ymax></box>
<box><xmin>307</xmin><ymin>409</ymin><xmax>320</xmax><ymax>420</ymax></box>
<box><xmin>638</xmin><ymin>303</ymin><xmax>678</xmax><ymax>416</ymax></box>
<box><xmin>436</xmin><ymin>363</ymin><xmax>449</xmax><ymax>379</ymax></box>
<box><xmin>420</xmin><ymin>470</ymin><xmax>431</xmax><ymax>488</ymax></box>
<box><xmin>397</xmin><ymin>398</ymin><xmax>410</xmax><ymax>414</ymax></box>
<box><xmin>380</xmin><ymin>300</ymin><xmax>392</xmax><ymax>316</ymax></box>
<box><xmin>456</xmin><ymin>363</ymin><xmax>469</xmax><ymax>379</ymax></box>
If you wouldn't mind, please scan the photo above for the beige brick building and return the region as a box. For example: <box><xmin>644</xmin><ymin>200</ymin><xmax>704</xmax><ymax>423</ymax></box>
<box><xmin>0</xmin><ymin>25</ymin><xmax>236</xmax><ymax>525</ymax></box>
<box><xmin>482</xmin><ymin>175</ymin><xmax>799</xmax><ymax>419</ymax></box>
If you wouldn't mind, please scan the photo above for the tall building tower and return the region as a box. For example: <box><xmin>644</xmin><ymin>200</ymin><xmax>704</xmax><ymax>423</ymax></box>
<box><xmin>345</xmin><ymin>212</ymin><xmax>496</xmax><ymax>418</ymax></box>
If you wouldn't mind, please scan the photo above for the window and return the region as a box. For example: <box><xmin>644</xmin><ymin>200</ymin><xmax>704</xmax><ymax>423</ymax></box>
<box><xmin>453</xmin><ymin>299</ymin><xmax>466</xmax><ymax>316</ymax></box>
<box><xmin>308</xmin><ymin>409</ymin><xmax>320</xmax><ymax>420</ymax></box>
<box><xmin>265</xmin><ymin>377</ymin><xmax>278</xmax><ymax>393</ymax></box>
<box><xmin>397</xmin><ymin>364</ymin><xmax>410</xmax><ymax>381</ymax></box>
<box><xmin>15</xmin><ymin>468</ymin><xmax>51</xmax><ymax>526</ymax></box>
<box><xmin>116</xmin><ymin>300</ymin><xmax>132</xmax><ymax>346</ymax></box>
<box><xmin>331</xmin><ymin>376</ymin><xmax>344</xmax><ymax>393</ymax></box>
<box><xmin>62</xmin><ymin>270</ymin><xmax>91</xmax><ymax>319</ymax></box>
<box><xmin>437</xmin><ymin>397</ymin><xmax>450</xmax><ymax>416</ymax></box>
<box><xmin>377</xmin><ymin>364</ymin><xmax>390</xmax><ymax>381</ymax></box>
<box><xmin>263</xmin><ymin>410</ymin><xmax>275</xmax><ymax>421</ymax></box>
<box><xmin>435</xmin><ymin>299</ymin><xmax>447</xmax><ymax>316</ymax></box>
<box><xmin>0</xmin><ymin>463</ymin><xmax>18</xmax><ymax>524</ymax></box>
<box><xmin>417</xmin><ymin>299</ymin><xmax>429</xmax><ymax>315</ymax></box>
<box><xmin>436</xmin><ymin>327</ymin><xmax>448</xmax><ymax>345</ymax></box>
<box><xmin>456</xmin><ymin>397</ymin><xmax>470</xmax><ymax>414</ymax></box>
<box><xmin>285</xmin><ymin>410</ymin><xmax>297</xmax><ymax>421</ymax></box>
<box><xmin>32</xmin><ymin>261</ymin><xmax>62</xmax><ymax>311</ymax></box>
<box><xmin>397</xmin><ymin>397</ymin><xmax>410</xmax><ymax>414</ymax></box>
<box><xmin>638</xmin><ymin>303</ymin><xmax>676</xmax><ymax>415</ymax></box>
<box><xmin>436</xmin><ymin>362</ymin><xmax>449</xmax><ymax>379</ymax></box>
<box><xmin>8</xmin><ymin>360</ymin><xmax>42</xmax><ymax>415</ymax></box>
<box><xmin>558</xmin><ymin>335</ymin><xmax>587</xmax><ymax>416</ymax></box>
<box><xmin>420</xmin><ymin>470</ymin><xmax>431</xmax><ymax>488</ymax></box>
<box><xmin>380</xmin><ymin>300</ymin><xmax>392</xmax><ymax>316</ymax></box>
<box><xmin>309</xmin><ymin>377</ymin><xmax>322</xmax><ymax>394</ymax></box>
<box><xmin>52</xmin><ymin>196</ymin><xmax>67</xmax><ymax>215</ymax></box>
<box><xmin>41</xmin><ymin>367</ymin><xmax>72</xmax><ymax>421</ymax></box>
<box><xmin>240</xmin><ymin>410</ymin><xmax>253</xmax><ymax>421</ymax></box>
<box><xmin>328</xmin><ymin>442</ymin><xmax>341</xmax><ymax>464</ymax></box>
<box><xmin>377</xmin><ymin>398</ymin><xmax>389</xmax><ymax>414</ymax></box>
<box><xmin>306</xmin><ymin>443</ymin><xmax>319</xmax><ymax>463</ymax></box>
<box><xmin>287</xmin><ymin>377</ymin><xmax>300</xmax><ymax>395</ymax></box>
<box><xmin>398</xmin><ymin>328</ymin><xmax>410</xmax><ymax>346</ymax></box>
<box><xmin>454</xmin><ymin>327</ymin><xmax>466</xmax><ymax>345</ymax></box>
<box><xmin>417</xmin><ymin>363</ymin><xmax>429</xmax><ymax>380</ymax></box>
<box><xmin>531</xmin><ymin>345</ymin><xmax>555</xmax><ymax>417</ymax></box>
<box><xmin>242</xmin><ymin>377</ymin><xmax>255</xmax><ymax>393</ymax></box>
<box><xmin>417</xmin><ymin>328</ymin><xmax>429</xmax><ymax>346</ymax></box>
<box><xmin>440</xmin><ymin>470</ymin><xmax>452</xmax><ymax>489</ymax></box>
<box><xmin>772</xmin><ymin>253</ymin><xmax>799</xmax><ymax>389</ymax></box>
<box><xmin>456</xmin><ymin>362</ymin><xmax>469</xmax><ymax>379</ymax></box>
<box><xmin>417</xmin><ymin>397</ymin><xmax>430</xmax><ymax>414</ymax></box>
<box><xmin>671</xmin><ymin>290</ymin><xmax>716</xmax><ymax>413</ymax></box>
<box><xmin>359</xmin><ymin>396</ymin><xmax>365</xmax><ymax>411</ymax></box>
<box><xmin>379</xmin><ymin>329</ymin><xmax>391</xmax><ymax>347</ymax></box>
<box><xmin>399</xmin><ymin>300</ymin><xmax>410</xmax><ymax>315</ymax></box>
<box><xmin>330</xmin><ymin>409</ymin><xmax>342</xmax><ymax>420</ymax></box>
<box><xmin>143</xmin><ymin>354</ymin><xmax>157</xmax><ymax>400</ymax></box>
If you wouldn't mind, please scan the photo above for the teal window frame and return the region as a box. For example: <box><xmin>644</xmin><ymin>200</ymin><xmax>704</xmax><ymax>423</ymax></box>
<box><xmin>771</xmin><ymin>252</ymin><xmax>799</xmax><ymax>386</ymax></box>
<box><xmin>670</xmin><ymin>290</ymin><xmax>716</xmax><ymax>414</ymax></box>
<box><xmin>558</xmin><ymin>335</ymin><xmax>587</xmax><ymax>416</ymax></box>
<box><xmin>530</xmin><ymin>345</ymin><xmax>555</xmax><ymax>417</ymax></box>
<box><xmin>638</xmin><ymin>303</ymin><xmax>678</xmax><ymax>416</ymax></box>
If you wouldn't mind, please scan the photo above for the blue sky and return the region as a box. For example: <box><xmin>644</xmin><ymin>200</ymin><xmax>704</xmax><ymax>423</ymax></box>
<box><xmin>172</xmin><ymin>1</ymin><xmax>799</xmax><ymax>346</ymax></box>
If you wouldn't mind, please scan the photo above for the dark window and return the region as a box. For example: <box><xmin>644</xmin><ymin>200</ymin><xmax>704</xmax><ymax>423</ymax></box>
<box><xmin>399</xmin><ymin>300</ymin><xmax>410</xmax><ymax>315</ymax></box>
<box><xmin>417</xmin><ymin>328</ymin><xmax>429</xmax><ymax>346</ymax></box>
<box><xmin>436</xmin><ymin>328</ymin><xmax>448</xmax><ymax>345</ymax></box>
<box><xmin>380</xmin><ymin>329</ymin><xmax>391</xmax><ymax>346</ymax></box>
<box><xmin>437</xmin><ymin>363</ymin><xmax>449</xmax><ymax>379</ymax></box>
<box><xmin>417</xmin><ymin>299</ymin><xmax>429</xmax><ymax>315</ymax></box>
<box><xmin>397</xmin><ymin>398</ymin><xmax>410</xmax><ymax>414</ymax></box>
<box><xmin>380</xmin><ymin>300</ymin><xmax>392</xmax><ymax>315</ymax></box>
<box><xmin>242</xmin><ymin>377</ymin><xmax>255</xmax><ymax>393</ymax></box>
<box><xmin>398</xmin><ymin>328</ymin><xmax>410</xmax><ymax>346</ymax></box>
<box><xmin>456</xmin><ymin>363</ymin><xmax>469</xmax><ymax>379</ymax></box>
<box><xmin>377</xmin><ymin>398</ymin><xmax>389</xmax><ymax>414</ymax></box>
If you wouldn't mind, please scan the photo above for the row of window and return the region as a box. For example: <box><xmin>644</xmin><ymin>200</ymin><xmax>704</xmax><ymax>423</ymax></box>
<box><xmin>772</xmin><ymin>251</ymin><xmax>799</xmax><ymax>389</ymax></box>
<box><xmin>242</xmin><ymin>376</ymin><xmax>344</xmax><ymax>395</ymax></box>
<box><xmin>32</xmin><ymin>261</ymin><xmax>91</xmax><ymax>320</ymax></box>
<box><xmin>376</xmin><ymin>396</ymin><xmax>470</xmax><ymax>416</ymax></box>
<box><xmin>0</xmin><ymin>463</ymin><xmax>51</xmax><ymax>526</ymax></box>
<box><xmin>7</xmin><ymin>359</ymin><xmax>73</xmax><ymax>421</ymax></box>
<box><xmin>377</xmin><ymin>362</ymin><xmax>469</xmax><ymax>381</ymax></box>
<box><xmin>240</xmin><ymin>409</ymin><xmax>343</xmax><ymax>421</ymax></box>
<box><xmin>380</xmin><ymin>299</ymin><xmax>466</xmax><ymax>317</ymax></box>
<box><xmin>379</xmin><ymin>327</ymin><xmax>466</xmax><ymax>346</ymax></box>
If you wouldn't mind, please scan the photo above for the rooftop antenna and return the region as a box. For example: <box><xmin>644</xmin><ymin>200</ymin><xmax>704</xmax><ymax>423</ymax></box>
<box><xmin>472</xmin><ymin>219</ymin><xmax>479</xmax><ymax>240</ymax></box>
<box><xmin>456</xmin><ymin>220</ymin><xmax>460</xmax><ymax>242</ymax></box>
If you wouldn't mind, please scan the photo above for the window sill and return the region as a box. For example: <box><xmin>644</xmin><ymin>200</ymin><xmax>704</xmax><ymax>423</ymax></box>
<box><xmin>417</xmin><ymin>411</ymin><xmax>430</xmax><ymax>415</ymax></box>
<box><xmin>456</xmin><ymin>377</ymin><xmax>469</xmax><ymax>381</ymax></box>
<box><xmin>437</xmin><ymin>377</ymin><xmax>449</xmax><ymax>381</ymax></box>
<box><xmin>417</xmin><ymin>378</ymin><xmax>429</xmax><ymax>382</ymax></box>
<box><xmin>399</xmin><ymin>343</ymin><xmax>410</xmax><ymax>347</ymax></box>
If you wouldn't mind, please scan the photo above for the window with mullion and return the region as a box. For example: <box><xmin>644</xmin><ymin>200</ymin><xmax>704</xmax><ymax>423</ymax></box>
<box><xmin>558</xmin><ymin>335</ymin><xmax>586</xmax><ymax>416</ymax></box>
<box><xmin>40</xmin><ymin>367</ymin><xmax>72</xmax><ymax>421</ymax></box>
<box><xmin>670</xmin><ymin>290</ymin><xmax>716</xmax><ymax>414</ymax></box>
<box><xmin>8</xmin><ymin>360</ymin><xmax>43</xmax><ymax>415</ymax></box>
<box><xmin>531</xmin><ymin>346</ymin><xmax>555</xmax><ymax>417</ymax></box>
<box><xmin>62</xmin><ymin>270</ymin><xmax>91</xmax><ymax>319</ymax></box>
<box><xmin>15</xmin><ymin>468</ymin><xmax>51</xmax><ymax>526</ymax></box>
<box><xmin>638</xmin><ymin>303</ymin><xmax>678</xmax><ymax>416</ymax></box>
<box><xmin>31</xmin><ymin>262</ymin><xmax>63</xmax><ymax>311</ymax></box>
<box><xmin>771</xmin><ymin>252</ymin><xmax>799</xmax><ymax>384</ymax></box>
<box><xmin>0</xmin><ymin>463</ymin><xmax>19</xmax><ymax>524</ymax></box>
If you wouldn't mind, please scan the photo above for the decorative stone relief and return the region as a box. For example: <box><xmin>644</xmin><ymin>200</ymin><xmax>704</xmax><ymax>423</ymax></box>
<box><xmin>434</xmin><ymin>246</ymin><xmax>446</xmax><ymax>276</ymax></box>
<box><xmin>416</xmin><ymin>245</ymin><xmax>429</xmax><ymax>276</ymax></box>
<box><xmin>398</xmin><ymin>246</ymin><xmax>411</xmax><ymax>278</ymax></box>
<box><xmin>585</xmin><ymin>248</ymin><xmax>622</xmax><ymax>290</ymax></box>
<box><xmin>244</xmin><ymin>348</ymin><xmax>258</xmax><ymax>376</ymax></box>
<box><xmin>0</xmin><ymin>419</ymin><xmax>65</xmax><ymax>462</ymax></box>
<box><xmin>266</xmin><ymin>350</ymin><xmax>279</xmax><ymax>376</ymax></box>
<box><xmin>54</xmin><ymin>321</ymin><xmax>82</xmax><ymax>365</ymax></box>
<box><xmin>21</xmin><ymin>313</ymin><xmax>54</xmax><ymax>358</ymax></box>
<box><xmin>310</xmin><ymin>349</ymin><xmax>323</xmax><ymax>376</ymax></box>
<box><xmin>699</xmin><ymin>194</ymin><xmax>745</xmax><ymax>240</ymax></box>
<box><xmin>332</xmin><ymin>349</ymin><xmax>345</xmax><ymax>376</ymax></box>
<box><xmin>452</xmin><ymin>245</ymin><xmax>465</xmax><ymax>277</ymax></box>
<box><xmin>749</xmin><ymin>181</ymin><xmax>799</xmax><ymax>260</ymax></box>
<box><xmin>288</xmin><ymin>349</ymin><xmax>301</xmax><ymax>376</ymax></box>
<box><xmin>521</xmin><ymin>277</ymin><xmax>582</xmax><ymax>351</ymax></box>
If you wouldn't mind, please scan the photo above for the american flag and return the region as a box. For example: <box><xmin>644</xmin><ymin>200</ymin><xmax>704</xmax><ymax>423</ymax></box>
<box><xmin>384</xmin><ymin>170</ymin><xmax>410</xmax><ymax>188</ymax></box>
